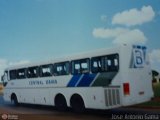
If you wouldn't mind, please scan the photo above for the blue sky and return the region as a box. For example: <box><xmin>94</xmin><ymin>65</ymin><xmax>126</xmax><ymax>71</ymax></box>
<box><xmin>0</xmin><ymin>0</ymin><xmax>160</xmax><ymax>76</ymax></box>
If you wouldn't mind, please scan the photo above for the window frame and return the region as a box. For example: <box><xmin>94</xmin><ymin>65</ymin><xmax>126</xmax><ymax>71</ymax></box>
<box><xmin>27</xmin><ymin>66</ymin><xmax>39</xmax><ymax>78</ymax></box>
<box><xmin>9</xmin><ymin>70</ymin><xmax>17</xmax><ymax>80</ymax></box>
<box><xmin>91</xmin><ymin>53</ymin><xmax>119</xmax><ymax>73</ymax></box>
<box><xmin>40</xmin><ymin>64</ymin><xmax>53</xmax><ymax>77</ymax></box>
<box><xmin>17</xmin><ymin>68</ymin><xmax>26</xmax><ymax>79</ymax></box>
<box><xmin>106</xmin><ymin>54</ymin><xmax>119</xmax><ymax>71</ymax></box>
<box><xmin>53</xmin><ymin>61</ymin><xmax>70</xmax><ymax>76</ymax></box>
<box><xmin>71</xmin><ymin>58</ymin><xmax>90</xmax><ymax>75</ymax></box>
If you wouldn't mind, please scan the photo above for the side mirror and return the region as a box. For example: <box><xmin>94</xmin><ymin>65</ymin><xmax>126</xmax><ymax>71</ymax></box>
<box><xmin>1</xmin><ymin>75</ymin><xmax>7</xmax><ymax>87</ymax></box>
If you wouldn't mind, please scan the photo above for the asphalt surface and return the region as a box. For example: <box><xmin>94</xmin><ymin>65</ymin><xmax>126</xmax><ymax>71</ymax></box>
<box><xmin>0</xmin><ymin>95</ymin><xmax>160</xmax><ymax>120</ymax></box>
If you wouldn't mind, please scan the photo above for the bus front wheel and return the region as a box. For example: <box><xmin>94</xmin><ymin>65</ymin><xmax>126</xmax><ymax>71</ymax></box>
<box><xmin>11</xmin><ymin>94</ymin><xmax>19</xmax><ymax>106</ymax></box>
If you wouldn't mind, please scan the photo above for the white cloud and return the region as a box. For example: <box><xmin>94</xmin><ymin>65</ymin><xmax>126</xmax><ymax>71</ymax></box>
<box><xmin>92</xmin><ymin>27</ymin><xmax>147</xmax><ymax>44</ymax></box>
<box><xmin>113</xmin><ymin>29</ymin><xmax>147</xmax><ymax>44</ymax></box>
<box><xmin>8</xmin><ymin>60</ymin><xmax>30</xmax><ymax>66</ymax></box>
<box><xmin>93</xmin><ymin>27</ymin><xmax>129</xmax><ymax>38</ymax></box>
<box><xmin>149</xmin><ymin>49</ymin><xmax>160</xmax><ymax>63</ymax></box>
<box><xmin>112</xmin><ymin>5</ymin><xmax>155</xmax><ymax>26</ymax></box>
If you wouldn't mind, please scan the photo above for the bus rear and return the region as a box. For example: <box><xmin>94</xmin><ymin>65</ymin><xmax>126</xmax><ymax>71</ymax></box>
<box><xmin>119</xmin><ymin>44</ymin><xmax>153</xmax><ymax>106</ymax></box>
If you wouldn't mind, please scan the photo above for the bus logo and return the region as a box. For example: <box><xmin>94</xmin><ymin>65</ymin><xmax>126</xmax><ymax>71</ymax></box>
<box><xmin>132</xmin><ymin>45</ymin><xmax>146</xmax><ymax>68</ymax></box>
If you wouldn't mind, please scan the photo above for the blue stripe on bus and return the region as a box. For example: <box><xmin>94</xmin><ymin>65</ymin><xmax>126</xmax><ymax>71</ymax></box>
<box><xmin>76</xmin><ymin>74</ymin><xmax>97</xmax><ymax>87</ymax></box>
<box><xmin>67</xmin><ymin>75</ymin><xmax>81</xmax><ymax>87</ymax></box>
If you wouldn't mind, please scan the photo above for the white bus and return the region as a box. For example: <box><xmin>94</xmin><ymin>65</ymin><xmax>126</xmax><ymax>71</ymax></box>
<box><xmin>1</xmin><ymin>44</ymin><xmax>153</xmax><ymax>112</ymax></box>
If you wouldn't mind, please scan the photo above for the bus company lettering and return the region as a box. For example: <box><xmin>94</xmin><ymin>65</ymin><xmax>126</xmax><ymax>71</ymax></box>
<box><xmin>29</xmin><ymin>80</ymin><xmax>57</xmax><ymax>85</ymax></box>
<box><xmin>46</xmin><ymin>80</ymin><xmax>57</xmax><ymax>84</ymax></box>
<box><xmin>29</xmin><ymin>80</ymin><xmax>44</xmax><ymax>85</ymax></box>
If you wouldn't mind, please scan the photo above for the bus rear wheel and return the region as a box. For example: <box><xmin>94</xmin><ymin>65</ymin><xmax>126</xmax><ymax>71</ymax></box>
<box><xmin>70</xmin><ymin>94</ymin><xmax>85</xmax><ymax>113</ymax></box>
<box><xmin>11</xmin><ymin>94</ymin><xmax>19</xmax><ymax>106</ymax></box>
<box><xmin>55</xmin><ymin>94</ymin><xmax>67</xmax><ymax>111</ymax></box>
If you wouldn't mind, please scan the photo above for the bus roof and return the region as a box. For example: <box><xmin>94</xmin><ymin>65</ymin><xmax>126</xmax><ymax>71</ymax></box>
<box><xmin>5</xmin><ymin>44</ymin><xmax>137</xmax><ymax>70</ymax></box>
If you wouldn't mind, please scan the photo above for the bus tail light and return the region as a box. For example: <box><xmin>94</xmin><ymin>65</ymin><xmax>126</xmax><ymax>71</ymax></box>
<box><xmin>123</xmin><ymin>83</ymin><xmax>130</xmax><ymax>96</ymax></box>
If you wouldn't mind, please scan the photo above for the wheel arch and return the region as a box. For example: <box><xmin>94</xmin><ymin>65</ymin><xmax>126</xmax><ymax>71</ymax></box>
<box><xmin>10</xmin><ymin>92</ymin><xmax>19</xmax><ymax>106</ymax></box>
<box><xmin>11</xmin><ymin>93</ymin><xmax>17</xmax><ymax>101</ymax></box>
<box><xmin>54</xmin><ymin>93</ymin><xmax>67</xmax><ymax>104</ymax></box>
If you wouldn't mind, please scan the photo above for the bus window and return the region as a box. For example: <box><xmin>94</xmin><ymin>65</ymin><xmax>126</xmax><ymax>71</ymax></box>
<box><xmin>72</xmin><ymin>61</ymin><xmax>81</xmax><ymax>74</ymax></box>
<box><xmin>91</xmin><ymin>54</ymin><xmax>119</xmax><ymax>73</ymax></box>
<box><xmin>107</xmin><ymin>60</ymin><xmax>111</xmax><ymax>66</ymax></box>
<box><xmin>9</xmin><ymin>70</ymin><xmax>17</xmax><ymax>80</ymax></box>
<box><xmin>106</xmin><ymin>54</ymin><xmax>119</xmax><ymax>71</ymax></box>
<box><xmin>40</xmin><ymin>64</ymin><xmax>53</xmax><ymax>77</ymax></box>
<box><xmin>53</xmin><ymin>62</ymin><xmax>70</xmax><ymax>76</ymax></box>
<box><xmin>17</xmin><ymin>68</ymin><xmax>26</xmax><ymax>79</ymax></box>
<box><xmin>71</xmin><ymin>58</ymin><xmax>90</xmax><ymax>74</ymax></box>
<box><xmin>114</xmin><ymin>59</ymin><xmax>118</xmax><ymax>66</ymax></box>
<box><xmin>27</xmin><ymin>66</ymin><xmax>39</xmax><ymax>78</ymax></box>
<box><xmin>91</xmin><ymin>57</ymin><xmax>104</xmax><ymax>73</ymax></box>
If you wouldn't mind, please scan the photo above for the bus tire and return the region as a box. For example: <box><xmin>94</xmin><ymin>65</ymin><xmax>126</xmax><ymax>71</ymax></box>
<box><xmin>11</xmin><ymin>93</ymin><xmax>19</xmax><ymax>106</ymax></box>
<box><xmin>70</xmin><ymin>94</ymin><xmax>85</xmax><ymax>113</ymax></box>
<box><xmin>55</xmin><ymin>94</ymin><xmax>67</xmax><ymax>111</ymax></box>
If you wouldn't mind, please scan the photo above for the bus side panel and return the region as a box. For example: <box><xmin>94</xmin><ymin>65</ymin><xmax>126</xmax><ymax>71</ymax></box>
<box><xmin>5</xmin><ymin>87</ymin><xmax>121</xmax><ymax>110</ymax></box>
<box><xmin>48</xmin><ymin>87</ymin><xmax>121</xmax><ymax>109</ymax></box>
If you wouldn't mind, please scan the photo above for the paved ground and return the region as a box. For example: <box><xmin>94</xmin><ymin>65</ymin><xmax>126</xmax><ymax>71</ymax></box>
<box><xmin>0</xmin><ymin>95</ymin><xmax>110</xmax><ymax>120</ymax></box>
<box><xmin>0</xmin><ymin>95</ymin><xmax>160</xmax><ymax>120</ymax></box>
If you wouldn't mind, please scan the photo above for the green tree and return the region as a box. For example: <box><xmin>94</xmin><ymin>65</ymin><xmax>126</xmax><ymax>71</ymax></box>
<box><xmin>152</xmin><ymin>70</ymin><xmax>159</xmax><ymax>83</ymax></box>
